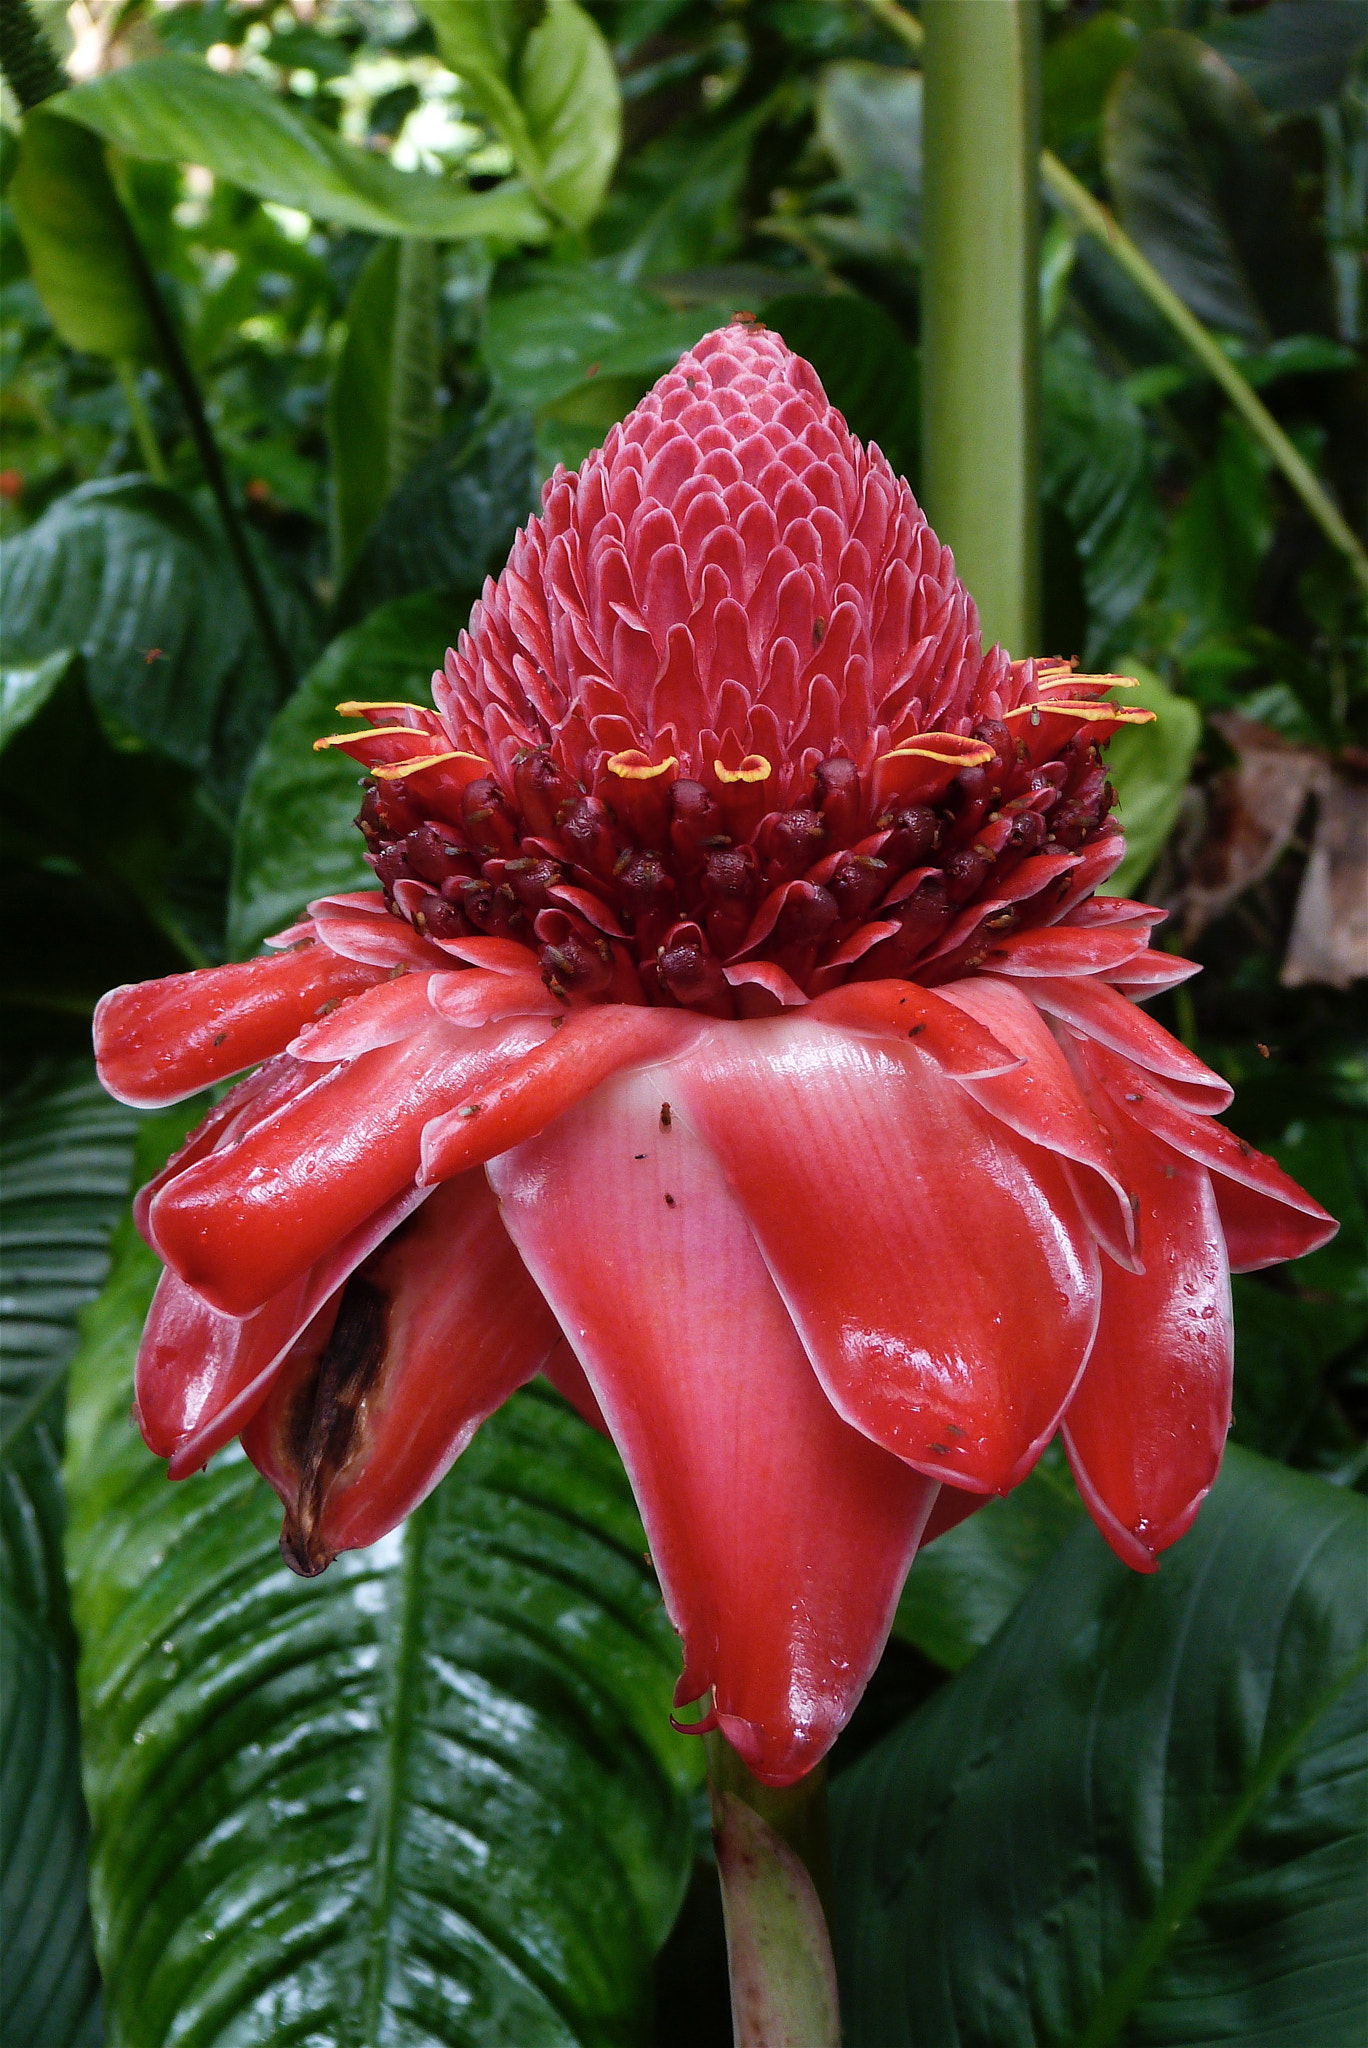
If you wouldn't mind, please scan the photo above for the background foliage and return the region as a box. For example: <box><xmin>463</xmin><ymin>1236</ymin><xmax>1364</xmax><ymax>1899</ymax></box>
<box><xmin>1</xmin><ymin>2</ymin><xmax>1365</xmax><ymax>2043</ymax></box>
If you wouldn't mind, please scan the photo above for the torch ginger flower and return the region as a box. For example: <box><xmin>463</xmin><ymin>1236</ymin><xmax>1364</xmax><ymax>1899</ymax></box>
<box><xmin>95</xmin><ymin>326</ymin><xmax>1336</xmax><ymax>1787</ymax></box>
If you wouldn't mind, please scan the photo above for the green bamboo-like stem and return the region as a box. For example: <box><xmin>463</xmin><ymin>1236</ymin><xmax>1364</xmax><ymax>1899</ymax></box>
<box><xmin>0</xmin><ymin>0</ymin><xmax>296</xmax><ymax>702</ymax></box>
<box><xmin>116</xmin><ymin>358</ymin><xmax>167</xmax><ymax>481</ymax></box>
<box><xmin>864</xmin><ymin>0</ymin><xmax>1368</xmax><ymax>596</ymax></box>
<box><xmin>921</xmin><ymin>0</ymin><xmax>1042</xmax><ymax>654</ymax></box>
<box><xmin>705</xmin><ymin>1736</ymin><xmax>841</xmax><ymax>2048</ymax></box>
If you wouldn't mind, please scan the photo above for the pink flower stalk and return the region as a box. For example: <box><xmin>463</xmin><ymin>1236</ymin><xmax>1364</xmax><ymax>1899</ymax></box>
<box><xmin>95</xmin><ymin>326</ymin><xmax>1335</xmax><ymax>1788</ymax></box>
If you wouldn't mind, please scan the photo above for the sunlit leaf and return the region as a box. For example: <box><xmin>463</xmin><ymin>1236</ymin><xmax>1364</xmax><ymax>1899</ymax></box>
<box><xmin>1102</xmin><ymin>664</ymin><xmax>1202</xmax><ymax>897</ymax></box>
<box><xmin>1104</xmin><ymin>29</ymin><xmax>1333</xmax><ymax>343</ymax></box>
<box><xmin>64</xmin><ymin>1159</ymin><xmax>699</xmax><ymax>2046</ymax></box>
<box><xmin>229</xmin><ymin>592</ymin><xmax>457</xmax><ymax>958</ymax></box>
<box><xmin>7</xmin><ymin>110</ymin><xmax>156</xmax><ymax>364</ymax></box>
<box><xmin>48</xmin><ymin>57</ymin><xmax>549</xmax><ymax>242</ymax></box>
<box><xmin>834</xmin><ymin>1445</ymin><xmax>1368</xmax><ymax>2048</ymax></box>
<box><xmin>419</xmin><ymin>0</ymin><xmax>621</xmax><ymax>230</ymax></box>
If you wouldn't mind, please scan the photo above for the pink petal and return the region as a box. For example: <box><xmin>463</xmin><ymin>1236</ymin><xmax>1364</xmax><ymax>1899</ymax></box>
<box><xmin>1023</xmin><ymin>974</ymin><xmax>1233</xmax><ymax>1112</ymax></box>
<box><xmin>1062</xmin><ymin>1113</ymin><xmax>1232</xmax><ymax>1572</ymax></box>
<box><xmin>419</xmin><ymin>1006</ymin><xmax>705</xmax><ymax>1185</ymax></box>
<box><xmin>287</xmin><ymin>971</ymin><xmax>436</xmax><ymax>1061</ymax></box>
<box><xmin>149</xmin><ymin>1016</ymin><xmax>555</xmax><ymax>1316</ymax></box>
<box><xmin>972</xmin><ymin>923</ymin><xmax>1151</xmax><ymax>978</ymax></box>
<box><xmin>1074</xmin><ymin>1036</ymin><xmax>1339</xmax><ymax>1271</ymax></box>
<box><xmin>94</xmin><ymin>946</ymin><xmax>385</xmax><ymax>1106</ymax></box>
<box><xmin>139</xmin><ymin>1186</ymin><xmax>430</xmax><ymax>1476</ymax></box>
<box><xmin>242</xmin><ymin>1174</ymin><xmax>558</xmax><ymax>1567</ymax></box>
<box><xmin>487</xmin><ymin>1063</ymin><xmax>938</xmax><ymax>1786</ymax></box>
<box><xmin>427</xmin><ymin>969</ymin><xmax>563</xmax><ymax>1027</ymax></box>
<box><xmin>808</xmin><ymin>978</ymin><xmax>1022</xmax><ymax>1079</ymax></box>
<box><xmin>312</xmin><ymin>910</ymin><xmax>450</xmax><ymax>970</ymax></box>
<box><xmin>939</xmin><ymin>978</ymin><xmax>1138</xmax><ymax>1268</ymax></box>
<box><xmin>672</xmin><ymin>1014</ymin><xmax>1101</xmax><ymax>1493</ymax></box>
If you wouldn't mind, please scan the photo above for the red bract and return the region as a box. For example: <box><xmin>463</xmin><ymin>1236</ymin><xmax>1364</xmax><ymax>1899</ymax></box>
<box><xmin>95</xmin><ymin>326</ymin><xmax>1336</xmax><ymax>1787</ymax></box>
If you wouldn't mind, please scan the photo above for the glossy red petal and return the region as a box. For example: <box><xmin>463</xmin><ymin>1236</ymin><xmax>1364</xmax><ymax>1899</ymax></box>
<box><xmin>149</xmin><ymin>1016</ymin><xmax>555</xmax><ymax>1316</ymax></box>
<box><xmin>94</xmin><ymin>945</ymin><xmax>384</xmax><ymax>1106</ymax></box>
<box><xmin>972</xmin><ymin>923</ymin><xmax>1151</xmax><ymax>979</ymax></box>
<box><xmin>487</xmin><ymin>1063</ymin><xmax>938</xmax><ymax>1786</ymax></box>
<box><xmin>939</xmin><ymin>978</ymin><xmax>1137</xmax><ymax>1267</ymax></box>
<box><xmin>672</xmin><ymin>1014</ymin><xmax>1101</xmax><ymax>1493</ymax></box>
<box><xmin>1062</xmin><ymin>1117</ymin><xmax>1232</xmax><ymax>1572</ymax></box>
<box><xmin>139</xmin><ymin>1186</ymin><xmax>429</xmax><ymax>1476</ymax></box>
<box><xmin>241</xmin><ymin>1174</ymin><xmax>559</xmax><ymax>1567</ymax></box>
<box><xmin>807</xmin><ymin>979</ymin><xmax>1021</xmax><ymax>1078</ymax></box>
<box><xmin>1023</xmin><ymin>974</ymin><xmax>1233</xmax><ymax>1112</ymax></box>
<box><xmin>419</xmin><ymin>1005</ymin><xmax>705</xmax><ymax>1184</ymax></box>
<box><xmin>287</xmin><ymin>970</ymin><xmax>436</xmax><ymax>1062</ymax></box>
<box><xmin>428</xmin><ymin>969</ymin><xmax>562</xmax><ymax>1026</ymax></box>
<box><xmin>132</xmin><ymin>1055</ymin><xmax>320</xmax><ymax>1245</ymax></box>
<box><xmin>1074</xmin><ymin>1036</ymin><xmax>1339</xmax><ymax>1272</ymax></box>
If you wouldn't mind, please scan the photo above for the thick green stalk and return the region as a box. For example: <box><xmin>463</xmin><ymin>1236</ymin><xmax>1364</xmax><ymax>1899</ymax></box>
<box><xmin>705</xmin><ymin>1737</ymin><xmax>841</xmax><ymax>2048</ymax></box>
<box><xmin>865</xmin><ymin>0</ymin><xmax>1368</xmax><ymax>596</ymax></box>
<box><xmin>921</xmin><ymin>0</ymin><xmax>1042</xmax><ymax>654</ymax></box>
<box><xmin>0</xmin><ymin>0</ymin><xmax>296</xmax><ymax>702</ymax></box>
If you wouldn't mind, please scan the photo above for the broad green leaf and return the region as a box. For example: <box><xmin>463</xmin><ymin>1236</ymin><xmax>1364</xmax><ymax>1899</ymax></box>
<box><xmin>328</xmin><ymin>240</ymin><xmax>442</xmax><ymax>579</ymax></box>
<box><xmin>1</xmin><ymin>1599</ymin><xmax>101</xmax><ymax>2048</ymax></box>
<box><xmin>7</xmin><ymin>109</ymin><xmax>156</xmax><ymax>364</ymax></box>
<box><xmin>1041</xmin><ymin>328</ymin><xmax>1164</xmax><ymax>660</ymax></box>
<box><xmin>338</xmin><ymin>410</ymin><xmax>538</xmax><ymax>626</ymax></box>
<box><xmin>65</xmin><ymin>1182</ymin><xmax>699</xmax><ymax>2046</ymax></box>
<box><xmin>1207</xmin><ymin>0</ymin><xmax>1368</xmax><ymax>118</ymax></box>
<box><xmin>228</xmin><ymin>592</ymin><xmax>460</xmax><ymax>958</ymax></box>
<box><xmin>595</xmin><ymin>105</ymin><xmax>764</xmax><ymax>282</ymax></box>
<box><xmin>1163</xmin><ymin>412</ymin><xmax>1274</xmax><ymax>645</ymax></box>
<box><xmin>48</xmin><ymin>57</ymin><xmax>549</xmax><ymax>242</ymax></box>
<box><xmin>1042</xmin><ymin>12</ymin><xmax>1139</xmax><ymax>162</ymax></box>
<box><xmin>1104</xmin><ymin>29</ymin><xmax>1333</xmax><ymax>344</ymax></box>
<box><xmin>420</xmin><ymin>0</ymin><xmax>621</xmax><ymax>230</ymax></box>
<box><xmin>812</xmin><ymin>63</ymin><xmax>921</xmax><ymax>264</ymax></box>
<box><xmin>760</xmin><ymin>293</ymin><xmax>919</xmax><ymax>488</ymax></box>
<box><xmin>0</xmin><ymin>655</ymin><xmax>229</xmax><ymax>991</ymax></box>
<box><xmin>0</xmin><ymin>647</ymin><xmax>80</xmax><ymax>753</ymax></box>
<box><xmin>1101</xmin><ymin>664</ymin><xmax>1202</xmax><ymax>896</ymax></box>
<box><xmin>0</xmin><ymin>475</ymin><xmax>290</xmax><ymax>806</ymax></box>
<box><xmin>891</xmin><ymin>1450</ymin><xmax>1084</xmax><ymax>1674</ymax></box>
<box><xmin>1</xmin><ymin>1064</ymin><xmax>141</xmax><ymax>2048</ymax></box>
<box><xmin>833</xmin><ymin>1446</ymin><xmax>1368</xmax><ymax>2048</ymax></box>
<box><xmin>1230</xmin><ymin>1277</ymin><xmax>1367</xmax><ymax>1469</ymax></box>
<box><xmin>484</xmin><ymin>269</ymin><xmax>728</xmax><ymax>412</ymax></box>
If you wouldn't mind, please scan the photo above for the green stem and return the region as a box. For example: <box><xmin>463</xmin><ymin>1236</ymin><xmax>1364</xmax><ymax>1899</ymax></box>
<box><xmin>921</xmin><ymin>0</ymin><xmax>1041</xmax><ymax>654</ymax></box>
<box><xmin>705</xmin><ymin>1736</ymin><xmax>841</xmax><ymax>2048</ymax></box>
<box><xmin>116</xmin><ymin>358</ymin><xmax>167</xmax><ymax>481</ymax></box>
<box><xmin>0</xmin><ymin>0</ymin><xmax>296</xmax><ymax>703</ymax></box>
<box><xmin>863</xmin><ymin>0</ymin><xmax>1368</xmax><ymax>597</ymax></box>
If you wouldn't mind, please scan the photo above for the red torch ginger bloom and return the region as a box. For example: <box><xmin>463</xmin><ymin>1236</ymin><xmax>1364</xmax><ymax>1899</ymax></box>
<box><xmin>95</xmin><ymin>326</ymin><xmax>1336</xmax><ymax>1786</ymax></box>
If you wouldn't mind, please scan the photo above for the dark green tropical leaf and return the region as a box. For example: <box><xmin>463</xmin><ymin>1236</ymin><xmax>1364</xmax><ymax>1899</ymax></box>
<box><xmin>64</xmin><ymin>1178</ymin><xmax>700</xmax><ymax>2046</ymax></box>
<box><xmin>328</xmin><ymin>239</ymin><xmax>442</xmax><ymax>579</ymax></box>
<box><xmin>419</xmin><ymin>0</ymin><xmax>621</xmax><ymax>230</ymax></box>
<box><xmin>1207</xmin><ymin>0</ymin><xmax>1368</xmax><ymax>118</ymax></box>
<box><xmin>338</xmin><ymin>410</ymin><xmax>538</xmax><ymax>626</ymax></box>
<box><xmin>1230</xmin><ymin>1277</ymin><xmax>1367</xmax><ymax>1469</ymax></box>
<box><xmin>0</xmin><ymin>476</ymin><xmax>292</xmax><ymax>806</ymax></box>
<box><xmin>1270</xmin><ymin>1116</ymin><xmax>1368</xmax><ymax>1307</ymax></box>
<box><xmin>1</xmin><ymin>1064</ymin><xmax>141</xmax><ymax>2048</ymax></box>
<box><xmin>595</xmin><ymin>105</ymin><xmax>766</xmax><ymax>282</ymax></box>
<box><xmin>1041</xmin><ymin>328</ymin><xmax>1164</xmax><ymax>659</ymax></box>
<box><xmin>0</xmin><ymin>647</ymin><xmax>80</xmax><ymax>752</ymax></box>
<box><xmin>1164</xmin><ymin>413</ymin><xmax>1274</xmax><ymax>646</ymax></box>
<box><xmin>1043</xmin><ymin>11</ymin><xmax>1140</xmax><ymax>163</ymax></box>
<box><xmin>891</xmin><ymin>1450</ymin><xmax>1083</xmax><ymax>1674</ymax></box>
<box><xmin>1102</xmin><ymin>665</ymin><xmax>1202</xmax><ymax>897</ymax></box>
<box><xmin>760</xmin><ymin>292</ymin><xmax>918</xmax><ymax>486</ymax></box>
<box><xmin>48</xmin><ymin>58</ymin><xmax>549</xmax><ymax>242</ymax></box>
<box><xmin>1</xmin><ymin>1598</ymin><xmax>102</xmax><ymax>2048</ymax></box>
<box><xmin>833</xmin><ymin>1445</ymin><xmax>1368</xmax><ymax>2048</ymax></box>
<box><xmin>1104</xmin><ymin>29</ymin><xmax>1333</xmax><ymax>344</ymax></box>
<box><xmin>7</xmin><ymin>110</ymin><xmax>156</xmax><ymax>364</ymax></box>
<box><xmin>228</xmin><ymin>591</ymin><xmax>462</xmax><ymax>959</ymax></box>
<box><xmin>811</xmin><ymin>62</ymin><xmax>921</xmax><ymax>264</ymax></box>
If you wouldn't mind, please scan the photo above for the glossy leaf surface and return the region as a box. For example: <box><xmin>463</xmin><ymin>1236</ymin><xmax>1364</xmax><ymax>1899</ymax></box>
<box><xmin>228</xmin><ymin>592</ymin><xmax>456</xmax><ymax>958</ymax></box>
<box><xmin>48</xmin><ymin>58</ymin><xmax>548</xmax><ymax>241</ymax></box>
<box><xmin>7</xmin><ymin>110</ymin><xmax>155</xmax><ymax>363</ymax></box>
<box><xmin>65</xmin><ymin>1203</ymin><xmax>699</xmax><ymax>2046</ymax></box>
<box><xmin>328</xmin><ymin>239</ymin><xmax>441</xmax><ymax>580</ymax></box>
<box><xmin>834</xmin><ymin>1445</ymin><xmax>1368</xmax><ymax>2048</ymax></box>
<box><xmin>1</xmin><ymin>1066</ymin><xmax>141</xmax><ymax>2048</ymax></box>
